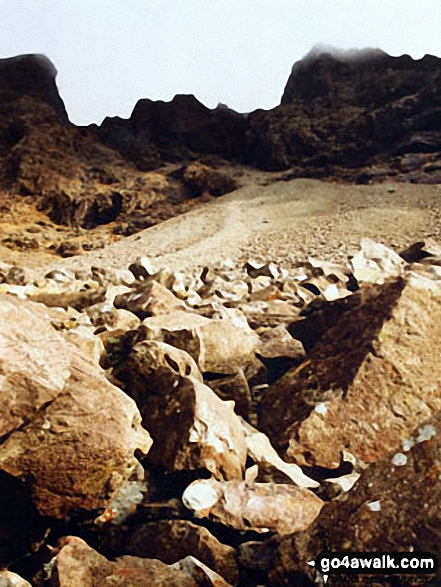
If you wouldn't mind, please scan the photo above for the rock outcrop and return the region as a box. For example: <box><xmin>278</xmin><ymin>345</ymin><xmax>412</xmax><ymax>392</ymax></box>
<box><xmin>246</xmin><ymin>49</ymin><xmax>441</xmax><ymax>180</ymax></box>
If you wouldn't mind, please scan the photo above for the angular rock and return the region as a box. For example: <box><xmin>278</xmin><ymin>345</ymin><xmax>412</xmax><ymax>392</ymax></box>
<box><xmin>48</xmin><ymin>536</ymin><xmax>198</xmax><ymax>587</ymax></box>
<box><xmin>241</xmin><ymin>420</ymin><xmax>319</xmax><ymax>489</ymax></box>
<box><xmin>0</xmin><ymin>571</ymin><xmax>31</xmax><ymax>586</ymax></box>
<box><xmin>269</xmin><ymin>415</ymin><xmax>441</xmax><ymax>586</ymax></box>
<box><xmin>183</xmin><ymin>476</ymin><xmax>323</xmax><ymax>535</ymax></box>
<box><xmin>261</xmin><ymin>275</ymin><xmax>441</xmax><ymax>474</ymax></box>
<box><xmin>172</xmin><ymin>556</ymin><xmax>232</xmax><ymax>587</ymax></box>
<box><xmin>295</xmin><ymin>278</ymin><xmax>441</xmax><ymax>469</ymax></box>
<box><xmin>349</xmin><ymin>238</ymin><xmax>406</xmax><ymax>284</ymax></box>
<box><xmin>259</xmin><ymin>277</ymin><xmax>406</xmax><ymax>461</ymax></box>
<box><xmin>97</xmin><ymin>519</ymin><xmax>238</xmax><ymax>586</ymax></box>
<box><xmin>0</xmin><ymin>294</ymin><xmax>151</xmax><ymax>518</ymax></box>
<box><xmin>114</xmin><ymin>280</ymin><xmax>187</xmax><ymax>319</ymax></box>
<box><xmin>256</xmin><ymin>325</ymin><xmax>306</xmax><ymax>383</ymax></box>
<box><xmin>115</xmin><ymin>340</ymin><xmax>247</xmax><ymax>479</ymax></box>
<box><xmin>141</xmin><ymin>310</ymin><xmax>260</xmax><ymax>374</ymax></box>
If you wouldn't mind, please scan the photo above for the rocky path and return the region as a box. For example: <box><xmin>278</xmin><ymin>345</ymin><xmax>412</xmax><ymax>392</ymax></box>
<box><xmin>55</xmin><ymin>176</ymin><xmax>441</xmax><ymax>275</ymax></box>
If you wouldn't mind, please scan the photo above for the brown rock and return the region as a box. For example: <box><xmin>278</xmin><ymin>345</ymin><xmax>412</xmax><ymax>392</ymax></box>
<box><xmin>183</xmin><ymin>476</ymin><xmax>323</xmax><ymax>535</ymax></box>
<box><xmin>114</xmin><ymin>340</ymin><xmax>247</xmax><ymax>479</ymax></box>
<box><xmin>114</xmin><ymin>280</ymin><xmax>187</xmax><ymax>319</ymax></box>
<box><xmin>0</xmin><ymin>294</ymin><xmax>151</xmax><ymax>518</ymax></box>
<box><xmin>0</xmin><ymin>571</ymin><xmax>32</xmax><ymax>586</ymax></box>
<box><xmin>98</xmin><ymin>519</ymin><xmax>238</xmax><ymax>586</ymax></box>
<box><xmin>49</xmin><ymin>536</ymin><xmax>198</xmax><ymax>587</ymax></box>
<box><xmin>293</xmin><ymin>278</ymin><xmax>441</xmax><ymax>469</ymax></box>
<box><xmin>269</xmin><ymin>416</ymin><xmax>441</xmax><ymax>586</ymax></box>
<box><xmin>141</xmin><ymin>310</ymin><xmax>260</xmax><ymax>375</ymax></box>
<box><xmin>258</xmin><ymin>277</ymin><xmax>407</xmax><ymax>461</ymax></box>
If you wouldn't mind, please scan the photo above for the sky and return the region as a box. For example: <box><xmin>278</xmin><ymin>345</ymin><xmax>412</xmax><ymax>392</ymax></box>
<box><xmin>1</xmin><ymin>0</ymin><xmax>440</xmax><ymax>125</ymax></box>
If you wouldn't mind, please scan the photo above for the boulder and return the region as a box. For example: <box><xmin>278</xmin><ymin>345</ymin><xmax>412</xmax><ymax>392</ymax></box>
<box><xmin>0</xmin><ymin>571</ymin><xmax>31</xmax><ymax>586</ymax></box>
<box><xmin>294</xmin><ymin>278</ymin><xmax>441</xmax><ymax>469</ymax></box>
<box><xmin>269</xmin><ymin>415</ymin><xmax>441</xmax><ymax>586</ymax></box>
<box><xmin>349</xmin><ymin>238</ymin><xmax>406</xmax><ymax>284</ymax></box>
<box><xmin>183</xmin><ymin>475</ymin><xmax>323</xmax><ymax>535</ymax></box>
<box><xmin>48</xmin><ymin>536</ymin><xmax>198</xmax><ymax>587</ymax></box>
<box><xmin>98</xmin><ymin>519</ymin><xmax>238</xmax><ymax>586</ymax></box>
<box><xmin>259</xmin><ymin>277</ymin><xmax>406</xmax><ymax>460</ymax></box>
<box><xmin>114</xmin><ymin>280</ymin><xmax>187</xmax><ymax>319</ymax></box>
<box><xmin>114</xmin><ymin>341</ymin><xmax>247</xmax><ymax>479</ymax></box>
<box><xmin>114</xmin><ymin>340</ymin><xmax>317</xmax><ymax>488</ymax></box>
<box><xmin>260</xmin><ymin>273</ymin><xmax>441</xmax><ymax>475</ymax></box>
<box><xmin>141</xmin><ymin>310</ymin><xmax>260</xmax><ymax>374</ymax></box>
<box><xmin>0</xmin><ymin>294</ymin><xmax>151</xmax><ymax>518</ymax></box>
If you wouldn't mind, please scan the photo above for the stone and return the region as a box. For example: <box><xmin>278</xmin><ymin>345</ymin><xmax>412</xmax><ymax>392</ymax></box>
<box><xmin>172</xmin><ymin>556</ymin><xmax>232</xmax><ymax>587</ymax></box>
<box><xmin>114</xmin><ymin>280</ymin><xmax>187</xmax><ymax>319</ymax></box>
<box><xmin>260</xmin><ymin>276</ymin><xmax>441</xmax><ymax>473</ymax></box>
<box><xmin>98</xmin><ymin>520</ymin><xmax>238</xmax><ymax>586</ymax></box>
<box><xmin>27</xmin><ymin>283</ymin><xmax>107</xmax><ymax>311</ymax></box>
<box><xmin>0</xmin><ymin>294</ymin><xmax>151</xmax><ymax>518</ymax></box>
<box><xmin>293</xmin><ymin>278</ymin><xmax>441</xmax><ymax>469</ymax></box>
<box><xmin>204</xmin><ymin>369</ymin><xmax>252</xmax><ymax>420</ymax></box>
<box><xmin>48</xmin><ymin>536</ymin><xmax>198</xmax><ymax>587</ymax></box>
<box><xmin>259</xmin><ymin>277</ymin><xmax>406</xmax><ymax>458</ymax></box>
<box><xmin>256</xmin><ymin>325</ymin><xmax>306</xmax><ymax>383</ymax></box>
<box><xmin>240</xmin><ymin>419</ymin><xmax>319</xmax><ymax>489</ymax></box>
<box><xmin>89</xmin><ymin>307</ymin><xmax>141</xmax><ymax>334</ymax></box>
<box><xmin>182</xmin><ymin>476</ymin><xmax>323</xmax><ymax>535</ymax></box>
<box><xmin>114</xmin><ymin>341</ymin><xmax>247</xmax><ymax>479</ymax></box>
<box><xmin>349</xmin><ymin>238</ymin><xmax>406</xmax><ymax>284</ymax></box>
<box><xmin>141</xmin><ymin>310</ymin><xmax>260</xmax><ymax>374</ymax></box>
<box><xmin>0</xmin><ymin>571</ymin><xmax>31</xmax><ymax>586</ymax></box>
<box><xmin>269</xmin><ymin>413</ymin><xmax>441</xmax><ymax>586</ymax></box>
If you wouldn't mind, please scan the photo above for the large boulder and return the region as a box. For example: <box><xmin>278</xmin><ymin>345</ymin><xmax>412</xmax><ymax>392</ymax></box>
<box><xmin>114</xmin><ymin>340</ymin><xmax>247</xmax><ymax>479</ymax></box>
<box><xmin>140</xmin><ymin>310</ymin><xmax>260</xmax><ymax>374</ymax></box>
<box><xmin>0</xmin><ymin>294</ymin><xmax>151</xmax><ymax>518</ymax></box>
<box><xmin>97</xmin><ymin>519</ymin><xmax>239</xmax><ymax>586</ymax></box>
<box><xmin>260</xmin><ymin>276</ymin><xmax>441</xmax><ymax>473</ymax></box>
<box><xmin>48</xmin><ymin>536</ymin><xmax>199</xmax><ymax>587</ymax></box>
<box><xmin>269</xmin><ymin>414</ymin><xmax>441</xmax><ymax>586</ymax></box>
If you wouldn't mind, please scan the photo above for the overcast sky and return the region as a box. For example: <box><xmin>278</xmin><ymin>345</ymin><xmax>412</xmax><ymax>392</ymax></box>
<box><xmin>1</xmin><ymin>0</ymin><xmax>440</xmax><ymax>125</ymax></box>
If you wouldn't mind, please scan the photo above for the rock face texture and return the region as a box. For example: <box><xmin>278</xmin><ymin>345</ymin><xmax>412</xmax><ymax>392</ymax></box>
<box><xmin>0</xmin><ymin>294</ymin><xmax>151</xmax><ymax>519</ymax></box>
<box><xmin>246</xmin><ymin>49</ymin><xmax>441</xmax><ymax>179</ymax></box>
<box><xmin>93</xmin><ymin>48</ymin><xmax>441</xmax><ymax>183</ymax></box>
<box><xmin>49</xmin><ymin>537</ymin><xmax>199</xmax><ymax>587</ymax></box>
<box><xmin>269</xmin><ymin>416</ymin><xmax>441</xmax><ymax>586</ymax></box>
<box><xmin>98</xmin><ymin>96</ymin><xmax>247</xmax><ymax>168</ymax></box>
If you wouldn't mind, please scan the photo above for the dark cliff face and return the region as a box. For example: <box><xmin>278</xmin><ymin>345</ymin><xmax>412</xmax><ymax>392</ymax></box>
<box><xmin>3</xmin><ymin>49</ymin><xmax>441</xmax><ymax>193</ymax></box>
<box><xmin>246</xmin><ymin>49</ymin><xmax>441</xmax><ymax>179</ymax></box>
<box><xmin>97</xmin><ymin>94</ymin><xmax>248</xmax><ymax>170</ymax></box>
<box><xmin>0</xmin><ymin>54</ymin><xmax>69</xmax><ymax>123</ymax></box>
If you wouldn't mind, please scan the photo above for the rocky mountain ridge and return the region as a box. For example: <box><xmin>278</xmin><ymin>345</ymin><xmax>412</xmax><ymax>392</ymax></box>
<box><xmin>2</xmin><ymin>49</ymin><xmax>441</xmax><ymax>258</ymax></box>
